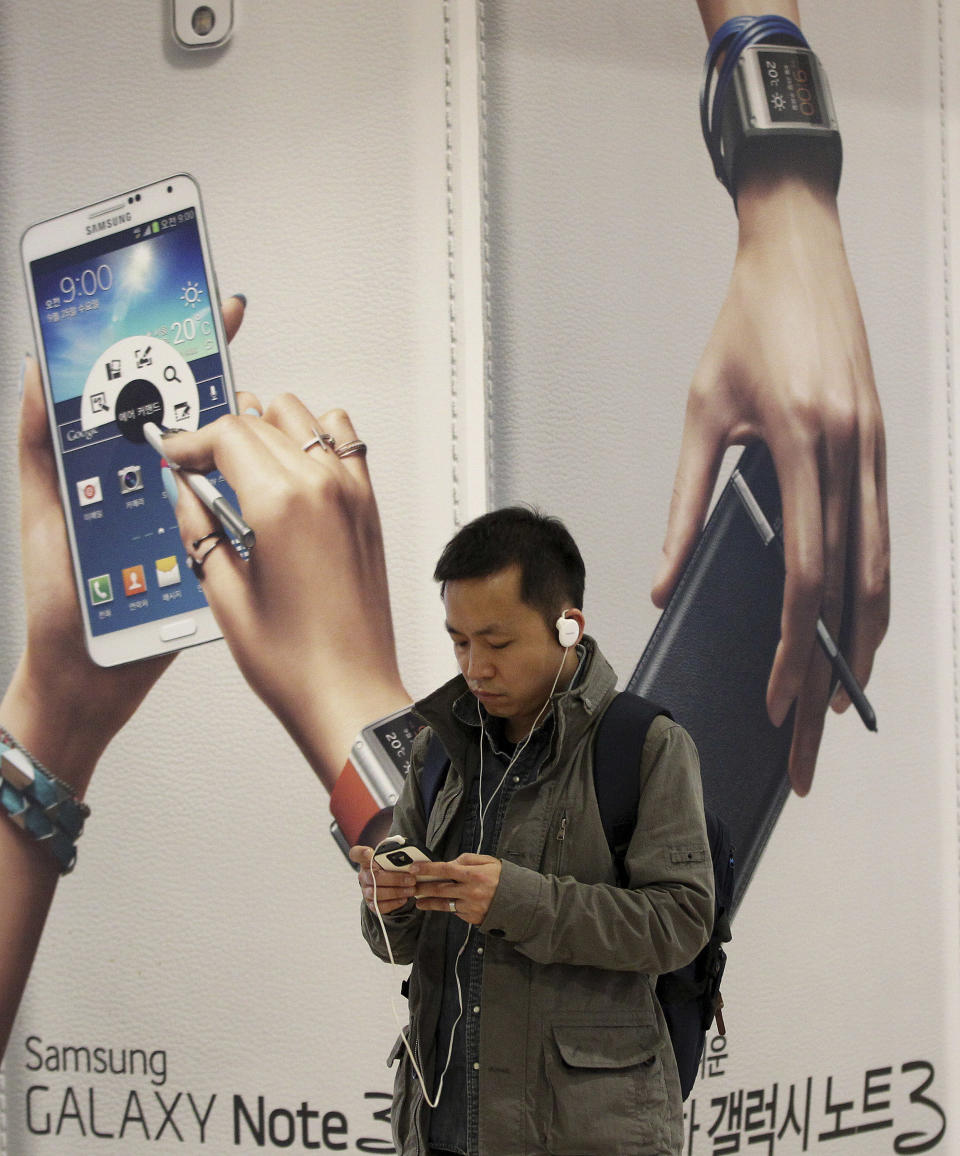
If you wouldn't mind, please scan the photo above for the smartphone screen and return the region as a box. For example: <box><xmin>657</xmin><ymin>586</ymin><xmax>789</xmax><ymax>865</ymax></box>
<box><xmin>22</xmin><ymin>175</ymin><xmax>237</xmax><ymax>666</ymax></box>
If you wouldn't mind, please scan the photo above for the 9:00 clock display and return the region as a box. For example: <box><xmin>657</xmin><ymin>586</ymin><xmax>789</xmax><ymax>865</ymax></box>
<box><xmin>59</xmin><ymin>263</ymin><xmax>113</xmax><ymax>304</ymax></box>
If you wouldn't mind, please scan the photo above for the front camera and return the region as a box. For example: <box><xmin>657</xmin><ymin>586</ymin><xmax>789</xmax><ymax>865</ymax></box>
<box><xmin>171</xmin><ymin>0</ymin><xmax>233</xmax><ymax>50</ymax></box>
<box><xmin>192</xmin><ymin>6</ymin><xmax>216</xmax><ymax>36</ymax></box>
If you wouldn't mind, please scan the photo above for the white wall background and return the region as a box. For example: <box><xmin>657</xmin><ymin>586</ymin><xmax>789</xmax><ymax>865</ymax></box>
<box><xmin>0</xmin><ymin>1</ymin><xmax>957</xmax><ymax>1153</ymax></box>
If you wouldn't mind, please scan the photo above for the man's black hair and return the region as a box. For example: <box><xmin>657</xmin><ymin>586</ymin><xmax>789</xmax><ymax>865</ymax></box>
<box><xmin>433</xmin><ymin>506</ymin><xmax>585</xmax><ymax>626</ymax></box>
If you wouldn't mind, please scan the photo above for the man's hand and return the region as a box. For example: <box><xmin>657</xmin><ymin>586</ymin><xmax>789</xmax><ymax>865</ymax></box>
<box><xmin>349</xmin><ymin>845</ymin><xmax>417</xmax><ymax>916</ymax></box>
<box><xmin>409</xmin><ymin>854</ymin><xmax>502</xmax><ymax>926</ymax></box>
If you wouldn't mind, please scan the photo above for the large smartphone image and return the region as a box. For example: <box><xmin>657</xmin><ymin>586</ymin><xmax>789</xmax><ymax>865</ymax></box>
<box><xmin>627</xmin><ymin>442</ymin><xmax>794</xmax><ymax>918</ymax></box>
<box><xmin>21</xmin><ymin>174</ymin><xmax>238</xmax><ymax>667</ymax></box>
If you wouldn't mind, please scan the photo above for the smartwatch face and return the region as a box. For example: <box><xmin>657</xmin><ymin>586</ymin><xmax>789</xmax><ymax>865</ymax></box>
<box><xmin>751</xmin><ymin>47</ymin><xmax>831</xmax><ymax>128</ymax></box>
<box><xmin>369</xmin><ymin>712</ymin><xmax>426</xmax><ymax>779</ymax></box>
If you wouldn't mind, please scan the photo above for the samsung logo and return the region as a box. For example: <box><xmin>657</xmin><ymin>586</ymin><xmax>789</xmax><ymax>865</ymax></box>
<box><xmin>85</xmin><ymin>212</ymin><xmax>132</xmax><ymax>236</ymax></box>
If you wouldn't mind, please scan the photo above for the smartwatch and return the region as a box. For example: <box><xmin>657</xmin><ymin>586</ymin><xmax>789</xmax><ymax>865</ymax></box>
<box><xmin>329</xmin><ymin>705</ymin><xmax>425</xmax><ymax>859</ymax></box>
<box><xmin>719</xmin><ymin>43</ymin><xmax>841</xmax><ymax>197</ymax></box>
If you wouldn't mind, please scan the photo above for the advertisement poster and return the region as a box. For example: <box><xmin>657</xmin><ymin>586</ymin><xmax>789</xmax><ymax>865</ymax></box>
<box><xmin>0</xmin><ymin>3</ymin><xmax>957</xmax><ymax>1155</ymax></box>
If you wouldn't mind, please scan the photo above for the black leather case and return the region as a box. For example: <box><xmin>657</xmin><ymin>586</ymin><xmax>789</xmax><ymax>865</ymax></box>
<box><xmin>627</xmin><ymin>442</ymin><xmax>792</xmax><ymax>917</ymax></box>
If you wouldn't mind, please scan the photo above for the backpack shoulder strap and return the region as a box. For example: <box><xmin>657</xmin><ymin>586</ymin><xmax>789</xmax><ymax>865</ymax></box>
<box><xmin>419</xmin><ymin>731</ymin><xmax>451</xmax><ymax>821</ymax></box>
<box><xmin>705</xmin><ymin>809</ymin><xmax>735</xmax><ymax>940</ymax></box>
<box><xmin>594</xmin><ymin>691</ymin><xmax>672</xmax><ymax>883</ymax></box>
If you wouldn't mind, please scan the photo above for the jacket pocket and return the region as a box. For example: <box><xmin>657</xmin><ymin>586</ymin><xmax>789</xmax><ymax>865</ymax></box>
<box><xmin>387</xmin><ymin>1031</ymin><xmax>407</xmax><ymax>1067</ymax></box>
<box><xmin>544</xmin><ymin>1018</ymin><xmax>672</xmax><ymax>1156</ymax></box>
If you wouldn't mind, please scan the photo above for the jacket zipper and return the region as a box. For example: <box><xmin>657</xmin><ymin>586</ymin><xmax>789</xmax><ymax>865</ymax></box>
<box><xmin>556</xmin><ymin>811</ymin><xmax>567</xmax><ymax>872</ymax></box>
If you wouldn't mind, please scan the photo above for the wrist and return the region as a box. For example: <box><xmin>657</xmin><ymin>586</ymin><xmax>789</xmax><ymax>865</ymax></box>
<box><xmin>697</xmin><ymin>4</ymin><xmax>801</xmax><ymax>40</ymax></box>
<box><xmin>1</xmin><ymin>659</ymin><xmax>107</xmax><ymax>796</ymax></box>
<box><xmin>279</xmin><ymin>671</ymin><xmax>412</xmax><ymax>796</ymax></box>
<box><xmin>736</xmin><ymin>135</ymin><xmax>840</xmax><ymax>208</ymax></box>
<box><xmin>735</xmin><ymin>159</ymin><xmax>842</xmax><ymax>248</ymax></box>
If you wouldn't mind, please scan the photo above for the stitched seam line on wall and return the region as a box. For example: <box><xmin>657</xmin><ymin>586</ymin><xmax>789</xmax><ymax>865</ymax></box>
<box><xmin>939</xmin><ymin>0</ymin><xmax>960</xmax><ymax>947</ymax></box>
<box><xmin>0</xmin><ymin>1050</ymin><xmax>6</xmax><ymax>1156</ymax></box>
<box><xmin>478</xmin><ymin>0</ymin><xmax>495</xmax><ymax>508</ymax></box>
<box><xmin>444</xmin><ymin>0</ymin><xmax>461</xmax><ymax>526</ymax></box>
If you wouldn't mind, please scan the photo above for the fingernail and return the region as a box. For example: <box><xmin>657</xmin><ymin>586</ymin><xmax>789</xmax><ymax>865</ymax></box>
<box><xmin>243</xmin><ymin>406</ymin><xmax>261</xmax><ymax>417</ymax></box>
<box><xmin>651</xmin><ymin>552</ymin><xmax>671</xmax><ymax>597</ymax></box>
<box><xmin>790</xmin><ymin>771</ymin><xmax>812</xmax><ymax>798</ymax></box>
<box><xmin>768</xmin><ymin>698</ymin><xmax>790</xmax><ymax>729</ymax></box>
<box><xmin>161</xmin><ymin>465</ymin><xmax>179</xmax><ymax>507</ymax></box>
<box><xmin>230</xmin><ymin>293</ymin><xmax>247</xmax><ymax>308</ymax></box>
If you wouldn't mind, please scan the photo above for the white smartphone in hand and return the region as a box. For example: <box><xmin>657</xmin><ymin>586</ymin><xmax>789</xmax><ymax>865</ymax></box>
<box><xmin>21</xmin><ymin>174</ymin><xmax>239</xmax><ymax>667</ymax></box>
<box><xmin>374</xmin><ymin>840</ymin><xmax>450</xmax><ymax>882</ymax></box>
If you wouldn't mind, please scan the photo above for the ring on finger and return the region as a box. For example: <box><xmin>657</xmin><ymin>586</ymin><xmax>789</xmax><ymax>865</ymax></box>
<box><xmin>187</xmin><ymin>531</ymin><xmax>226</xmax><ymax>580</ymax></box>
<box><xmin>302</xmin><ymin>428</ymin><xmax>336</xmax><ymax>454</ymax></box>
<box><xmin>334</xmin><ymin>439</ymin><xmax>367</xmax><ymax>459</ymax></box>
<box><xmin>192</xmin><ymin>531</ymin><xmax>222</xmax><ymax>550</ymax></box>
<box><xmin>448</xmin><ymin>899</ymin><xmax>457</xmax><ymax>914</ymax></box>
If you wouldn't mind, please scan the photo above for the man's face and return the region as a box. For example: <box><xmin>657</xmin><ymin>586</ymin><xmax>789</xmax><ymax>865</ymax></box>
<box><xmin>442</xmin><ymin>564</ymin><xmax>578</xmax><ymax>742</ymax></box>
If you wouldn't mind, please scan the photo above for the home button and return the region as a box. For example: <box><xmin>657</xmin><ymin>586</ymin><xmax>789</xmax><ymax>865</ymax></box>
<box><xmin>160</xmin><ymin>619</ymin><xmax>197</xmax><ymax>642</ymax></box>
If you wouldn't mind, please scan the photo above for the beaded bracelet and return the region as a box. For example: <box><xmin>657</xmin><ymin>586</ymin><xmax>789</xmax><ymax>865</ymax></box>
<box><xmin>0</xmin><ymin>726</ymin><xmax>89</xmax><ymax>874</ymax></box>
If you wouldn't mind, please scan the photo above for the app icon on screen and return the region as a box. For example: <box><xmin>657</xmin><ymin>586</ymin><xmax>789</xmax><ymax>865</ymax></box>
<box><xmin>122</xmin><ymin>565</ymin><xmax>147</xmax><ymax>597</ymax></box>
<box><xmin>88</xmin><ymin>574</ymin><xmax>113</xmax><ymax>605</ymax></box>
<box><xmin>77</xmin><ymin>476</ymin><xmax>102</xmax><ymax>506</ymax></box>
<box><xmin>155</xmin><ymin>556</ymin><xmax>181</xmax><ymax>587</ymax></box>
<box><xmin>118</xmin><ymin>465</ymin><xmax>143</xmax><ymax>494</ymax></box>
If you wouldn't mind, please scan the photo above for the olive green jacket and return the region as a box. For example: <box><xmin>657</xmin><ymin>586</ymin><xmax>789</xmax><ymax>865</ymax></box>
<box><xmin>362</xmin><ymin>638</ymin><xmax>714</xmax><ymax>1156</ymax></box>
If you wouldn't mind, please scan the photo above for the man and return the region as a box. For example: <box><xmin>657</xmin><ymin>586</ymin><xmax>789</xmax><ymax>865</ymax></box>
<box><xmin>352</xmin><ymin>507</ymin><xmax>714</xmax><ymax>1156</ymax></box>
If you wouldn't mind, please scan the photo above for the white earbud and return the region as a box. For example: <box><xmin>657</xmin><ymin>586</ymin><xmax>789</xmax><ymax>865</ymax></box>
<box><xmin>556</xmin><ymin>612</ymin><xmax>579</xmax><ymax>648</ymax></box>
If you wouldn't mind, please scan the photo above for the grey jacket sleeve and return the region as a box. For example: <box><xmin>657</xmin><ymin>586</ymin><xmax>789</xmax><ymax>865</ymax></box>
<box><xmin>359</xmin><ymin>728</ymin><xmax>432</xmax><ymax>965</ymax></box>
<box><xmin>479</xmin><ymin>718</ymin><xmax>715</xmax><ymax>974</ymax></box>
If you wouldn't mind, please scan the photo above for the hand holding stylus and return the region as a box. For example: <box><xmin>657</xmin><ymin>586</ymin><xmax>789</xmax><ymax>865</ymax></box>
<box><xmin>142</xmin><ymin>421</ymin><xmax>254</xmax><ymax>550</ymax></box>
<box><xmin>652</xmin><ymin>158</ymin><xmax>889</xmax><ymax>796</ymax></box>
<box><xmin>159</xmin><ymin>392</ymin><xmax>409</xmax><ymax>794</ymax></box>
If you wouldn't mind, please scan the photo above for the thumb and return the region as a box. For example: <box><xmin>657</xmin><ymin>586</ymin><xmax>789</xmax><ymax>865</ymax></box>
<box><xmin>348</xmin><ymin>845</ymin><xmax>374</xmax><ymax>868</ymax></box>
<box><xmin>651</xmin><ymin>416</ymin><xmax>726</xmax><ymax>608</ymax></box>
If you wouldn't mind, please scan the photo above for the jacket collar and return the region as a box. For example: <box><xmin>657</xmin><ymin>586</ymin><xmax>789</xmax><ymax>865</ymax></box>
<box><xmin>414</xmin><ymin>635</ymin><xmax>617</xmax><ymax>769</ymax></box>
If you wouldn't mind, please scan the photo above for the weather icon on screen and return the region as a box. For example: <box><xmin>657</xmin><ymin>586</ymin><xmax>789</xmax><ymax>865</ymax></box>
<box><xmin>180</xmin><ymin>281</ymin><xmax>204</xmax><ymax>308</ymax></box>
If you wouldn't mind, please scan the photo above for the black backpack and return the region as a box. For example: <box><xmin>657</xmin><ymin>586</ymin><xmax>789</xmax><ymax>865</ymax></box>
<box><xmin>594</xmin><ymin>692</ymin><xmax>733</xmax><ymax>1100</ymax></box>
<box><xmin>418</xmin><ymin>690</ymin><xmax>733</xmax><ymax>1101</ymax></box>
